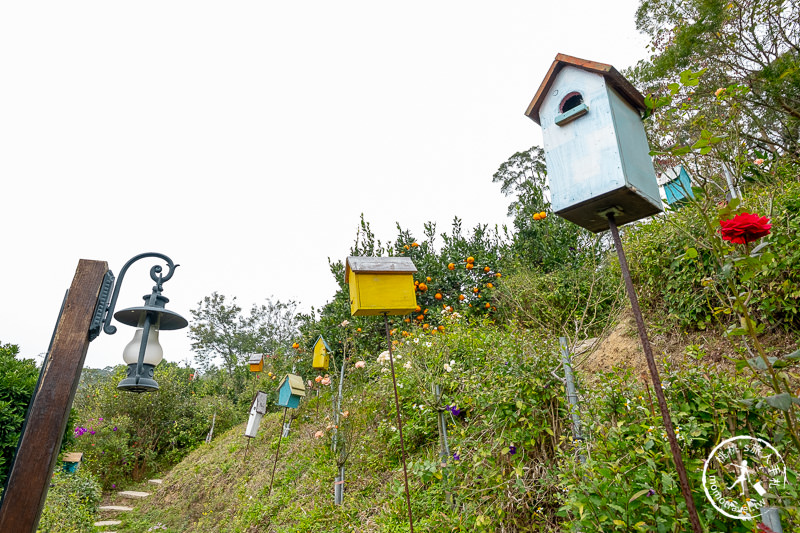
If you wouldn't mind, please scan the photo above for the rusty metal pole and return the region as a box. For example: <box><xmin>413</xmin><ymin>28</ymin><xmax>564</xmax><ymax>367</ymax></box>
<box><xmin>384</xmin><ymin>313</ymin><xmax>414</xmax><ymax>533</ymax></box>
<box><xmin>607</xmin><ymin>214</ymin><xmax>702</xmax><ymax>533</ymax></box>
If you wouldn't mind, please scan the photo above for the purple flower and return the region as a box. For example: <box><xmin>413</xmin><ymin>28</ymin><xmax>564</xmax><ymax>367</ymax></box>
<box><xmin>647</xmin><ymin>488</ymin><xmax>655</xmax><ymax>497</ymax></box>
<box><xmin>509</xmin><ymin>445</ymin><xmax>516</xmax><ymax>455</ymax></box>
<box><xmin>89</xmin><ymin>430</ymin><xmax>96</xmax><ymax>435</ymax></box>
<box><xmin>445</xmin><ymin>405</ymin><xmax>463</xmax><ymax>417</ymax></box>
<box><xmin>112</xmin><ymin>484</ymin><xmax>116</xmax><ymax>489</ymax></box>
<box><xmin>453</xmin><ymin>452</ymin><xmax>460</xmax><ymax>461</ymax></box>
<box><xmin>113</xmin><ymin>427</ymin><xmax>118</xmax><ymax>431</ymax></box>
<box><xmin>99</xmin><ymin>417</ymin><xmax>103</xmax><ymax>422</ymax></box>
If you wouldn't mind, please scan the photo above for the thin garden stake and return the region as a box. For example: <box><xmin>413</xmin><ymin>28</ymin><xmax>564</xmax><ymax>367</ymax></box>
<box><xmin>559</xmin><ymin>337</ymin><xmax>584</xmax><ymax>463</ymax></box>
<box><xmin>607</xmin><ymin>214</ymin><xmax>702</xmax><ymax>533</ymax></box>
<box><xmin>267</xmin><ymin>407</ymin><xmax>289</xmax><ymax>498</ymax></box>
<box><xmin>384</xmin><ymin>313</ymin><xmax>415</xmax><ymax>533</ymax></box>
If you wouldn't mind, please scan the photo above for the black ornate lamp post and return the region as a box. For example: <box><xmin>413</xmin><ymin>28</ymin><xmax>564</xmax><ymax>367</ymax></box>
<box><xmin>89</xmin><ymin>252</ymin><xmax>188</xmax><ymax>392</ymax></box>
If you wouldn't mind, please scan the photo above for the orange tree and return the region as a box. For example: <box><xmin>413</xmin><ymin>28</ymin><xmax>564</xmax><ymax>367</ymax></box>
<box><xmin>297</xmin><ymin>216</ymin><xmax>511</xmax><ymax>362</ymax></box>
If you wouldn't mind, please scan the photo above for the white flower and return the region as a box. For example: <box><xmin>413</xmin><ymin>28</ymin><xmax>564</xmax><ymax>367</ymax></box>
<box><xmin>403</xmin><ymin>361</ymin><xmax>412</xmax><ymax>369</ymax></box>
<box><xmin>449</xmin><ymin>359</ymin><xmax>456</xmax><ymax>366</ymax></box>
<box><xmin>424</xmin><ymin>342</ymin><xmax>432</xmax><ymax>347</ymax></box>
<box><xmin>341</xmin><ymin>320</ymin><xmax>350</xmax><ymax>327</ymax></box>
<box><xmin>377</xmin><ymin>351</ymin><xmax>391</xmax><ymax>364</ymax></box>
<box><xmin>413</xmin><ymin>338</ymin><xmax>420</xmax><ymax>344</ymax></box>
<box><xmin>390</xmin><ymin>426</ymin><xmax>397</xmax><ymax>431</ymax></box>
<box><xmin>396</xmin><ymin>354</ymin><xmax>402</xmax><ymax>360</ymax></box>
<box><xmin>444</xmin><ymin>363</ymin><xmax>452</xmax><ymax>372</ymax></box>
<box><xmin>381</xmin><ymin>367</ymin><xmax>390</xmax><ymax>373</ymax></box>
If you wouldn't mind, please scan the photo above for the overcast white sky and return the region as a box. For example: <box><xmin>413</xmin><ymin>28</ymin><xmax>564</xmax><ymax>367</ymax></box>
<box><xmin>0</xmin><ymin>1</ymin><xmax>649</xmax><ymax>369</ymax></box>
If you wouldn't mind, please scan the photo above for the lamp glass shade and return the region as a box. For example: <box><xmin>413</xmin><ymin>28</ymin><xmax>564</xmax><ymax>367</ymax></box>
<box><xmin>122</xmin><ymin>328</ymin><xmax>163</xmax><ymax>366</ymax></box>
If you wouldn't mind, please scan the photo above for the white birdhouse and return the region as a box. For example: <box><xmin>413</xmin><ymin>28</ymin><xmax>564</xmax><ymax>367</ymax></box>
<box><xmin>244</xmin><ymin>390</ymin><xmax>268</xmax><ymax>438</ymax></box>
<box><xmin>525</xmin><ymin>54</ymin><xmax>663</xmax><ymax>232</ymax></box>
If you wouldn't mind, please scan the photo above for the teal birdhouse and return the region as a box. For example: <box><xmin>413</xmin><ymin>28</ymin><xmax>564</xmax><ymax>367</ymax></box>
<box><xmin>659</xmin><ymin>165</ymin><xmax>694</xmax><ymax>206</ymax></box>
<box><xmin>277</xmin><ymin>374</ymin><xmax>306</xmax><ymax>409</ymax></box>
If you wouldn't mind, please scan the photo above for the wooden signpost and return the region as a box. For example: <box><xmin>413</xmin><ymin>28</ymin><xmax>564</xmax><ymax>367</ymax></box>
<box><xmin>0</xmin><ymin>259</ymin><xmax>108</xmax><ymax>533</ymax></box>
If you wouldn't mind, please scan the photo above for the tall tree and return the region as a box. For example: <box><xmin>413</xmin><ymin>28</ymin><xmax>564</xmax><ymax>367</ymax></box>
<box><xmin>189</xmin><ymin>292</ymin><xmax>299</xmax><ymax>377</ymax></box>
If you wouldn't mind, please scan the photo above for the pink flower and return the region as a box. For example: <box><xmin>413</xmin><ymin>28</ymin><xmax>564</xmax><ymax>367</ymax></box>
<box><xmin>754</xmin><ymin>158</ymin><xmax>765</xmax><ymax>165</ymax></box>
<box><xmin>720</xmin><ymin>212</ymin><xmax>771</xmax><ymax>244</ymax></box>
<box><xmin>314</xmin><ymin>430</ymin><xmax>324</xmax><ymax>439</ymax></box>
<box><xmin>714</xmin><ymin>87</ymin><xmax>725</xmax><ymax>97</ymax></box>
<box><xmin>342</xmin><ymin>411</ymin><xmax>350</xmax><ymax>418</ymax></box>
<box><xmin>354</xmin><ymin>361</ymin><xmax>366</xmax><ymax>369</ymax></box>
<box><xmin>321</xmin><ymin>377</ymin><xmax>332</xmax><ymax>386</ymax></box>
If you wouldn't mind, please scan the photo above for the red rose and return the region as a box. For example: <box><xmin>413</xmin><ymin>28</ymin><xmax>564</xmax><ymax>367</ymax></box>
<box><xmin>719</xmin><ymin>212</ymin><xmax>771</xmax><ymax>244</ymax></box>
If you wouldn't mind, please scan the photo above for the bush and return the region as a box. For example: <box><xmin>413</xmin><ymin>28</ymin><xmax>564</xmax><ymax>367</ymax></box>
<box><xmin>0</xmin><ymin>341</ymin><xmax>39</xmax><ymax>488</ymax></box>
<box><xmin>38</xmin><ymin>468</ymin><xmax>101</xmax><ymax>533</ymax></box>
<box><xmin>71</xmin><ymin>362</ymin><xmax>241</xmax><ymax>488</ymax></box>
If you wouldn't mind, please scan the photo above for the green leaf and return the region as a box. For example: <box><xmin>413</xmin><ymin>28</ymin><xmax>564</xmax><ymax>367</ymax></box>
<box><xmin>765</xmin><ymin>393</ymin><xmax>794</xmax><ymax>411</ymax></box>
<box><xmin>629</xmin><ymin>488</ymin><xmax>651</xmax><ymax>503</ymax></box>
<box><xmin>685</xmin><ymin>247</ymin><xmax>698</xmax><ymax>259</ymax></box>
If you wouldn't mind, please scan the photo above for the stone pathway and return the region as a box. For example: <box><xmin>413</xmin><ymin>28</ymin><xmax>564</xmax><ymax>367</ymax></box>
<box><xmin>94</xmin><ymin>479</ymin><xmax>162</xmax><ymax>531</ymax></box>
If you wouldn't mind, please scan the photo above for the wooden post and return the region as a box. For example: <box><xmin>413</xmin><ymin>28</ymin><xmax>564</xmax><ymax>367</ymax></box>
<box><xmin>0</xmin><ymin>259</ymin><xmax>108</xmax><ymax>533</ymax></box>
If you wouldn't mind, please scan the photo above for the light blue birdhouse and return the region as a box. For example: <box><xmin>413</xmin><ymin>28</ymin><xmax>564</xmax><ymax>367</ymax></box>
<box><xmin>526</xmin><ymin>54</ymin><xmax>663</xmax><ymax>232</ymax></box>
<box><xmin>277</xmin><ymin>373</ymin><xmax>306</xmax><ymax>409</ymax></box>
<box><xmin>659</xmin><ymin>165</ymin><xmax>694</xmax><ymax>206</ymax></box>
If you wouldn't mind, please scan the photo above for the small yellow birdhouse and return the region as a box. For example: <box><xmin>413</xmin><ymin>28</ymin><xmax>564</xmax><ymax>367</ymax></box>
<box><xmin>345</xmin><ymin>256</ymin><xmax>417</xmax><ymax>316</ymax></box>
<box><xmin>312</xmin><ymin>336</ymin><xmax>331</xmax><ymax>370</ymax></box>
<box><xmin>247</xmin><ymin>353</ymin><xmax>264</xmax><ymax>373</ymax></box>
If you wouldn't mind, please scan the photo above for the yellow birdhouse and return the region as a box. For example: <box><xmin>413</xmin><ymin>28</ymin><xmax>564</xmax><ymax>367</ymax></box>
<box><xmin>248</xmin><ymin>353</ymin><xmax>264</xmax><ymax>373</ymax></box>
<box><xmin>345</xmin><ymin>256</ymin><xmax>418</xmax><ymax>316</ymax></box>
<box><xmin>312</xmin><ymin>336</ymin><xmax>331</xmax><ymax>371</ymax></box>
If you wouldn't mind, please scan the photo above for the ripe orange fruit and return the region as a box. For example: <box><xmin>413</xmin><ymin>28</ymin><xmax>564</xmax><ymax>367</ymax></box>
<box><xmin>495</xmin><ymin>273</ymin><xmax>502</xmax><ymax>278</ymax></box>
<box><xmin>416</xmin><ymin>314</ymin><xmax>424</xmax><ymax>321</ymax></box>
<box><xmin>486</xmin><ymin>283</ymin><xmax>494</xmax><ymax>289</ymax></box>
<box><xmin>356</xmin><ymin>328</ymin><xmax>361</xmax><ymax>332</ymax></box>
<box><xmin>533</xmin><ymin>213</ymin><xmax>541</xmax><ymax>221</ymax></box>
<box><xmin>404</xmin><ymin>245</ymin><xmax>410</xmax><ymax>250</ymax></box>
<box><xmin>438</xmin><ymin>325</ymin><xmax>445</xmax><ymax>332</ymax></box>
<box><xmin>292</xmin><ymin>342</ymin><xmax>299</xmax><ymax>349</ymax></box>
<box><xmin>390</xmin><ymin>329</ymin><xmax>396</xmax><ymax>335</ymax></box>
<box><xmin>472</xmin><ymin>287</ymin><xmax>479</xmax><ymax>293</ymax></box>
<box><xmin>415</xmin><ymin>280</ymin><xmax>420</xmax><ymax>286</ymax></box>
<box><xmin>422</xmin><ymin>323</ymin><xmax>429</xmax><ymax>329</ymax></box>
<box><xmin>418</xmin><ymin>283</ymin><xmax>428</xmax><ymax>292</ymax></box>
<box><xmin>426</xmin><ymin>276</ymin><xmax>432</xmax><ymax>282</ymax></box>
<box><xmin>459</xmin><ymin>294</ymin><xmax>466</xmax><ymax>301</ymax></box>
<box><xmin>412</xmin><ymin>242</ymin><xmax>419</xmax><ymax>247</ymax></box>
<box><xmin>466</xmin><ymin>263</ymin><xmax>474</xmax><ymax>270</ymax></box>
<box><xmin>415</xmin><ymin>305</ymin><xmax>421</xmax><ymax>312</ymax></box>
<box><xmin>539</xmin><ymin>211</ymin><xmax>547</xmax><ymax>219</ymax></box>
<box><xmin>447</xmin><ymin>263</ymin><xmax>455</xmax><ymax>270</ymax></box>
<box><xmin>485</xmin><ymin>302</ymin><xmax>491</xmax><ymax>309</ymax></box>
<box><xmin>404</xmin><ymin>318</ymin><xmax>411</xmax><ymax>323</ymax></box>
<box><xmin>484</xmin><ymin>266</ymin><xmax>491</xmax><ymax>273</ymax></box>
<box><xmin>423</xmin><ymin>309</ymin><xmax>429</xmax><ymax>314</ymax></box>
<box><xmin>467</xmin><ymin>256</ymin><xmax>475</xmax><ymax>263</ymax></box>
<box><xmin>435</xmin><ymin>293</ymin><xmax>443</xmax><ymax>300</ymax></box>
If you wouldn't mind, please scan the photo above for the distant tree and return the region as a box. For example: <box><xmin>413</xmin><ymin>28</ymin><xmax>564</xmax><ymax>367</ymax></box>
<box><xmin>189</xmin><ymin>292</ymin><xmax>300</xmax><ymax>386</ymax></box>
<box><xmin>0</xmin><ymin>342</ymin><xmax>38</xmax><ymax>487</ymax></box>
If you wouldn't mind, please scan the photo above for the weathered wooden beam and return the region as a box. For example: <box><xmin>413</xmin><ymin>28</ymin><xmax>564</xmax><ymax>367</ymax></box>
<box><xmin>0</xmin><ymin>259</ymin><xmax>108</xmax><ymax>533</ymax></box>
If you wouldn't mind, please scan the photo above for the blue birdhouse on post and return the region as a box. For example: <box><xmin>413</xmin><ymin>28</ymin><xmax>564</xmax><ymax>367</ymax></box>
<box><xmin>659</xmin><ymin>165</ymin><xmax>695</xmax><ymax>206</ymax></box>
<box><xmin>525</xmin><ymin>54</ymin><xmax>663</xmax><ymax>232</ymax></box>
<box><xmin>277</xmin><ymin>374</ymin><xmax>306</xmax><ymax>409</ymax></box>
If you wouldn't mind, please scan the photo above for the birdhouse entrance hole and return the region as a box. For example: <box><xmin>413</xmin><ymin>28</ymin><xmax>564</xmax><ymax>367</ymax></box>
<box><xmin>555</xmin><ymin>91</ymin><xmax>589</xmax><ymax>126</ymax></box>
<box><xmin>560</xmin><ymin>92</ymin><xmax>583</xmax><ymax>112</ymax></box>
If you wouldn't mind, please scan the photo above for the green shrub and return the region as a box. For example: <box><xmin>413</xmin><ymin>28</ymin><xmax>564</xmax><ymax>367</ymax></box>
<box><xmin>38</xmin><ymin>468</ymin><xmax>101</xmax><ymax>533</ymax></box>
<box><xmin>0</xmin><ymin>342</ymin><xmax>38</xmax><ymax>488</ymax></box>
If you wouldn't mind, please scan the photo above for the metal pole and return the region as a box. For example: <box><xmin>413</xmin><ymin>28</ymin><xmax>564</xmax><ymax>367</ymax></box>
<box><xmin>559</xmin><ymin>337</ymin><xmax>585</xmax><ymax>463</ymax></box>
<box><xmin>607</xmin><ymin>214</ymin><xmax>702</xmax><ymax>533</ymax></box>
<box><xmin>760</xmin><ymin>507</ymin><xmax>783</xmax><ymax>533</ymax></box>
<box><xmin>267</xmin><ymin>407</ymin><xmax>289</xmax><ymax>497</ymax></box>
<box><xmin>384</xmin><ymin>313</ymin><xmax>414</xmax><ymax>533</ymax></box>
<box><xmin>435</xmin><ymin>384</ymin><xmax>453</xmax><ymax>506</ymax></box>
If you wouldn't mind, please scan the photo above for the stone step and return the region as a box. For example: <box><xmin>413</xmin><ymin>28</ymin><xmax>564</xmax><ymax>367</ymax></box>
<box><xmin>118</xmin><ymin>490</ymin><xmax>151</xmax><ymax>499</ymax></box>
<box><xmin>99</xmin><ymin>505</ymin><xmax>134</xmax><ymax>512</ymax></box>
<box><xmin>94</xmin><ymin>519</ymin><xmax>122</xmax><ymax>526</ymax></box>
<box><xmin>148</xmin><ymin>478</ymin><xmax>163</xmax><ymax>484</ymax></box>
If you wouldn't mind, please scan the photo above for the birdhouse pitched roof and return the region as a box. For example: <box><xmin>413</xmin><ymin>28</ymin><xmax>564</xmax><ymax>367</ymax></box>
<box><xmin>247</xmin><ymin>353</ymin><xmax>264</xmax><ymax>365</ymax></box>
<box><xmin>344</xmin><ymin>256</ymin><xmax>417</xmax><ymax>284</ymax></box>
<box><xmin>279</xmin><ymin>374</ymin><xmax>306</xmax><ymax>397</ymax></box>
<box><xmin>525</xmin><ymin>53</ymin><xmax>647</xmax><ymax>125</ymax></box>
<box><xmin>63</xmin><ymin>452</ymin><xmax>83</xmax><ymax>463</ymax></box>
<box><xmin>314</xmin><ymin>336</ymin><xmax>331</xmax><ymax>352</ymax></box>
